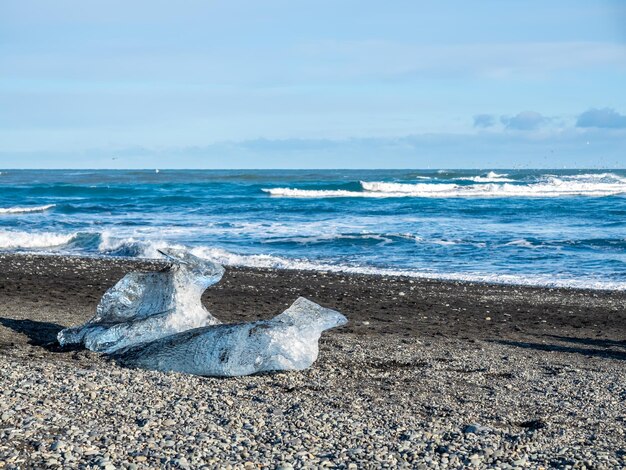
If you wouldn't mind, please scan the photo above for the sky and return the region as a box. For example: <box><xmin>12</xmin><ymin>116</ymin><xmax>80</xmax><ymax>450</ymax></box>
<box><xmin>1</xmin><ymin>0</ymin><xmax>625</xmax><ymax>169</ymax></box>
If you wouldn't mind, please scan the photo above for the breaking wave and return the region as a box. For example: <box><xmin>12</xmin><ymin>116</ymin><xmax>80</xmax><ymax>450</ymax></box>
<box><xmin>360</xmin><ymin>182</ymin><xmax>458</xmax><ymax>193</ymax></box>
<box><xmin>563</xmin><ymin>172</ymin><xmax>626</xmax><ymax>182</ymax></box>
<box><xmin>1</xmin><ymin>229</ymin><xmax>623</xmax><ymax>290</ymax></box>
<box><xmin>262</xmin><ymin>188</ymin><xmax>370</xmax><ymax>198</ymax></box>
<box><xmin>0</xmin><ymin>204</ymin><xmax>56</xmax><ymax>214</ymax></box>
<box><xmin>459</xmin><ymin>171</ymin><xmax>514</xmax><ymax>182</ymax></box>
<box><xmin>0</xmin><ymin>230</ymin><xmax>75</xmax><ymax>249</ymax></box>
<box><xmin>0</xmin><ymin>230</ymin><xmax>182</xmax><ymax>259</ymax></box>
<box><xmin>264</xmin><ymin>175</ymin><xmax>626</xmax><ymax>198</ymax></box>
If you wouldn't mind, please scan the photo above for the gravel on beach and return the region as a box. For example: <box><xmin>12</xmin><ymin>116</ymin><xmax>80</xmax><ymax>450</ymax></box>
<box><xmin>0</xmin><ymin>253</ymin><xmax>625</xmax><ymax>469</ymax></box>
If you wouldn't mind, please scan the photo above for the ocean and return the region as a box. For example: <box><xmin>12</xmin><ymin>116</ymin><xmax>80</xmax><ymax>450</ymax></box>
<box><xmin>0</xmin><ymin>169</ymin><xmax>624</xmax><ymax>290</ymax></box>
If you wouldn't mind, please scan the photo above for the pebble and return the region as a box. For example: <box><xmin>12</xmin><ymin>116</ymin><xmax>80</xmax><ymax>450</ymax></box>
<box><xmin>464</xmin><ymin>423</ymin><xmax>493</xmax><ymax>434</ymax></box>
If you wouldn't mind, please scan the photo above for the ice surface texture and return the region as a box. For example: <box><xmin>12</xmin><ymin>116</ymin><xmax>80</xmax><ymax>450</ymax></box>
<box><xmin>58</xmin><ymin>249</ymin><xmax>346</xmax><ymax>376</ymax></box>
<box><xmin>114</xmin><ymin>297</ymin><xmax>348</xmax><ymax>376</ymax></box>
<box><xmin>57</xmin><ymin>248</ymin><xmax>225</xmax><ymax>353</ymax></box>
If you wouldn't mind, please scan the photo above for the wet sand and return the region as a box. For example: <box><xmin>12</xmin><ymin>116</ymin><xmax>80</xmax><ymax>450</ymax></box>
<box><xmin>0</xmin><ymin>253</ymin><xmax>625</xmax><ymax>468</ymax></box>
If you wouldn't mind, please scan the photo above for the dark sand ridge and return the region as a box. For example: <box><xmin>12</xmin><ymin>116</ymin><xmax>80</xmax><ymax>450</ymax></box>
<box><xmin>1</xmin><ymin>253</ymin><xmax>625</xmax><ymax>468</ymax></box>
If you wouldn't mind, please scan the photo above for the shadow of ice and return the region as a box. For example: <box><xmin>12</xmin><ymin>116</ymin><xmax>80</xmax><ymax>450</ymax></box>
<box><xmin>0</xmin><ymin>317</ymin><xmax>70</xmax><ymax>351</ymax></box>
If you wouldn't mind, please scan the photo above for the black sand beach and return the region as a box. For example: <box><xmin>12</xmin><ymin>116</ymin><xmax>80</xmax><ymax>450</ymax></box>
<box><xmin>1</xmin><ymin>253</ymin><xmax>625</xmax><ymax>468</ymax></box>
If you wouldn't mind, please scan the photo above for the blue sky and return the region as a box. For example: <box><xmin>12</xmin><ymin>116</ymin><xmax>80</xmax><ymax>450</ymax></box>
<box><xmin>1</xmin><ymin>0</ymin><xmax>625</xmax><ymax>168</ymax></box>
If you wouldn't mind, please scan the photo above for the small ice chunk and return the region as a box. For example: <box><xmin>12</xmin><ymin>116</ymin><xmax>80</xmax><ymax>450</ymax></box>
<box><xmin>57</xmin><ymin>248</ymin><xmax>225</xmax><ymax>353</ymax></box>
<box><xmin>114</xmin><ymin>297</ymin><xmax>348</xmax><ymax>376</ymax></box>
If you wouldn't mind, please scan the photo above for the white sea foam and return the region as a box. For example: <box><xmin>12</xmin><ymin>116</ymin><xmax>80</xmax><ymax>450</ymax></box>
<box><xmin>1</xmin><ymin>231</ymin><xmax>622</xmax><ymax>290</ymax></box>
<box><xmin>460</xmin><ymin>176</ymin><xmax>514</xmax><ymax>182</ymax></box>
<box><xmin>459</xmin><ymin>172</ymin><xmax>515</xmax><ymax>182</ymax></box>
<box><xmin>561</xmin><ymin>172</ymin><xmax>626</xmax><ymax>183</ymax></box>
<box><xmin>262</xmin><ymin>188</ymin><xmax>372</xmax><ymax>198</ymax></box>
<box><xmin>0</xmin><ymin>230</ymin><xmax>76</xmax><ymax>249</ymax></box>
<box><xmin>263</xmin><ymin>177</ymin><xmax>626</xmax><ymax>198</ymax></box>
<box><xmin>394</xmin><ymin>233</ymin><xmax>424</xmax><ymax>242</ymax></box>
<box><xmin>262</xmin><ymin>183</ymin><xmax>457</xmax><ymax>198</ymax></box>
<box><xmin>360</xmin><ymin>181</ymin><xmax>458</xmax><ymax>193</ymax></box>
<box><xmin>263</xmin><ymin>233</ymin><xmax>393</xmax><ymax>245</ymax></box>
<box><xmin>188</xmin><ymin>246</ymin><xmax>626</xmax><ymax>291</ymax></box>
<box><xmin>504</xmin><ymin>239</ymin><xmax>537</xmax><ymax>248</ymax></box>
<box><xmin>431</xmin><ymin>239</ymin><xmax>458</xmax><ymax>246</ymax></box>
<box><xmin>0</xmin><ymin>204</ymin><xmax>56</xmax><ymax>214</ymax></box>
<box><xmin>97</xmin><ymin>231</ymin><xmax>182</xmax><ymax>258</ymax></box>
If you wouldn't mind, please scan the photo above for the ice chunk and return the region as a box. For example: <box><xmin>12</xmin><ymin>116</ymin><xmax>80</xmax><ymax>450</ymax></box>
<box><xmin>57</xmin><ymin>248</ymin><xmax>225</xmax><ymax>353</ymax></box>
<box><xmin>114</xmin><ymin>297</ymin><xmax>348</xmax><ymax>376</ymax></box>
<box><xmin>58</xmin><ymin>250</ymin><xmax>347</xmax><ymax>377</ymax></box>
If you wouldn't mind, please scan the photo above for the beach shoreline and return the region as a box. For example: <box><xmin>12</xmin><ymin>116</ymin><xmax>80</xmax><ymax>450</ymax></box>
<box><xmin>1</xmin><ymin>253</ymin><xmax>625</xmax><ymax>468</ymax></box>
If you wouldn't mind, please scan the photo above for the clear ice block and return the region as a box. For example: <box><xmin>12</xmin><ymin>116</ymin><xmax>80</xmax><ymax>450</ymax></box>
<box><xmin>114</xmin><ymin>297</ymin><xmax>348</xmax><ymax>376</ymax></box>
<box><xmin>57</xmin><ymin>248</ymin><xmax>224</xmax><ymax>353</ymax></box>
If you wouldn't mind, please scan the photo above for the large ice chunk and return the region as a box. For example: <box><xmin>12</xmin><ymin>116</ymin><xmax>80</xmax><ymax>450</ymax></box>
<box><xmin>114</xmin><ymin>297</ymin><xmax>348</xmax><ymax>376</ymax></box>
<box><xmin>57</xmin><ymin>248</ymin><xmax>225</xmax><ymax>353</ymax></box>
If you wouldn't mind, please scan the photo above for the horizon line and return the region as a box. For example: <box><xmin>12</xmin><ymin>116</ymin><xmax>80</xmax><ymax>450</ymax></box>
<box><xmin>1</xmin><ymin>167</ymin><xmax>626</xmax><ymax>171</ymax></box>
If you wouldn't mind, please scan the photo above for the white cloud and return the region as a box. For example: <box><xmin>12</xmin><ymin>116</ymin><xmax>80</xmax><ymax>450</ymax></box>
<box><xmin>577</xmin><ymin>108</ymin><xmax>626</xmax><ymax>129</ymax></box>
<box><xmin>501</xmin><ymin>111</ymin><xmax>547</xmax><ymax>131</ymax></box>
<box><xmin>473</xmin><ymin>114</ymin><xmax>496</xmax><ymax>128</ymax></box>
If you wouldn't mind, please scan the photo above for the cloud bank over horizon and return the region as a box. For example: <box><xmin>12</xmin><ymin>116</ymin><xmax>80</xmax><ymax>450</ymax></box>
<box><xmin>3</xmin><ymin>123</ymin><xmax>624</xmax><ymax>169</ymax></box>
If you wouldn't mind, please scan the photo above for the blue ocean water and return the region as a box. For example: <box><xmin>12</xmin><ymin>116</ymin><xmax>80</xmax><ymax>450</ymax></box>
<box><xmin>0</xmin><ymin>169</ymin><xmax>625</xmax><ymax>290</ymax></box>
